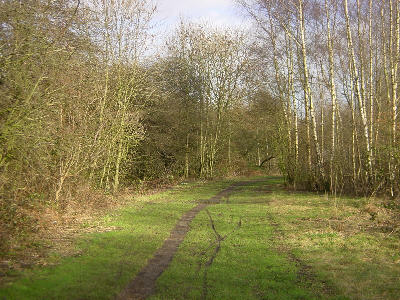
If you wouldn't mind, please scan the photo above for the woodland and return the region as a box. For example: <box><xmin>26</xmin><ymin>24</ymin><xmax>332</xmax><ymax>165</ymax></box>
<box><xmin>1</xmin><ymin>0</ymin><xmax>400</xmax><ymax>257</ymax></box>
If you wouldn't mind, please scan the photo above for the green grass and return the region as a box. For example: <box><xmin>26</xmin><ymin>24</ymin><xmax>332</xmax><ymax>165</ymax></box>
<box><xmin>150</xmin><ymin>180</ymin><xmax>344</xmax><ymax>300</ymax></box>
<box><xmin>0</xmin><ymin>180</ymin><xmax>234</xmax><ymax>300</ymax></box>
<box><xmin>263</xmin><ymin>188</ymin><xmax>400</xmax><ymax>300</ymax></box>
<box><xmin>1</xmin><ymin>177</ymin><xmax>399</xmax><ymax>300</ymax></box>
<box><xmin>151</xmin><ymin>206</ymin><xmax>321</xmax><ymax>299</ymax></box>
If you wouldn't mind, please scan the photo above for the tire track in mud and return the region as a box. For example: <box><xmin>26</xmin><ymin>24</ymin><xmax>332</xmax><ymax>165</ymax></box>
<box><xmin>117</xmin><ymin>181</ymin><xmax>255</xmax><ymax>300</ymax></box>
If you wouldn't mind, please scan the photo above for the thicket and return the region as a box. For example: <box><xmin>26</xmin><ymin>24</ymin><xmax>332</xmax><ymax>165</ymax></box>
<box><xmin>2</xmin><ymin>0</ymin><xmax>400</xmax><ymax>254</ymax></box>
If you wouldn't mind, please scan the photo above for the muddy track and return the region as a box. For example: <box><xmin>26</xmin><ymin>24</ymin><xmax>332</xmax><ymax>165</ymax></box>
<box><xmin>117</xmin><ymin>181</ymin><xmax>254</xmax><ymax>300</ymax></box>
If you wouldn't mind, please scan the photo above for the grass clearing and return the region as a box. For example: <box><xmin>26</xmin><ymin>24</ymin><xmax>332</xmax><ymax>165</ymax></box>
<box><xmin>266</xmin><ymin>188</ymin><xmax>400</xmax><ymax>300</ymax></box>
<box><xmin>1</xmin><ymin>176</ymin><xmax>399</xmax><ymax>299</ymax></box>
<box><xmin>0</xmin><ymin>180</ymin><xmax>234</xmax><ymax>300</ymax></box>
<box><xmin>150</xmin><ymin>181</ymin><xmax>344</xmax><ymax>300</ymax></box>
<box><xmin>151</xmin><ymin>179</ymin><xmax>399</xmax><ymax>300</ymax></box>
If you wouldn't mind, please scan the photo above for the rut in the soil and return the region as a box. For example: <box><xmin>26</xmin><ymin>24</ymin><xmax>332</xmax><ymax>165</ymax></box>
<box><xmin>201</xmin><ymin>209</ymin><xmax>242</xmax><ymax>300</ymax></box>
<box><xmin>264</xmin><ymin>211</ymin><xmax>338</xmax><ymax>296</ymax></box>
<box><xmin>117</xmin><ymin>181</ymin><xmax>254</xmax><ymax>300</ymax></box>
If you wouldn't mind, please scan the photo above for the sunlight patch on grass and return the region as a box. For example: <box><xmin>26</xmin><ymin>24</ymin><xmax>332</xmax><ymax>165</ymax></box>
<box><xmin>269</xmin><ymin>190</ymin><xmax>400</xmax><ymax>300</ymax></box>
<box><xmin>1</xmin><ymin>176</ymin><xmax>398</xmax><ymax>300</ymax></box>
<box><xmin>150</xmin><ymin>181</ymin><xmax>338</xmax><ymax>300</ymax></box>
<box><xmin>0</xmin><ymin>180</ymin><xmax>234</xmax><ymax>300</ymax></box>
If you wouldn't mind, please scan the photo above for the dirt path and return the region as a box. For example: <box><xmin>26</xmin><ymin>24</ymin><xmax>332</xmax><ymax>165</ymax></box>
<box><xmin>117</xmin><ymin>181</ymin><xmax>252</xmax><ymax>300</ymax></box>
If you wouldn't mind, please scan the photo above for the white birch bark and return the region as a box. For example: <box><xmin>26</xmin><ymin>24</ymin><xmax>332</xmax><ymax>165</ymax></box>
<box><xmin>298</xmin><ymin>0</ymin><xmax>323</xmax><ymax>180</ymax></box>
<box><xmin>325</xmin><ymin>0</ymin><xmax>338</xmax><ymax>192</ymax></box>
<box><xmin>344</xmin><ymin>0</ymin><xmax>372</xmax><ymax>180</ymax></box>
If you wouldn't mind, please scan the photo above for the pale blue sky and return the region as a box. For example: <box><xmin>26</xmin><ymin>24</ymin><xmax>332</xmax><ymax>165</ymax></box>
<box><xmin>154</xmin><ymin>0</ymin><xmax>248</xmax><ymax>31</ymax></box>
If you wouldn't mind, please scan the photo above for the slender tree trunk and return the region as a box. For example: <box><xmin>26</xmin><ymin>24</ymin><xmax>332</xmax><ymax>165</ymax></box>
<box><xmin>113</xmin><ymin>101</ymin><xmax>127</xmax><ymax>192</ymax></box>
<box><xmin>298</xmin><ymin>0</ymin><xmax>323</xmax><ymax>183</ymax></box>
<box><xmin>347</xmin><ymin>68</ymin><xmax>357</xmax><ymax>187</ymax></box>
<box><xmin>295</xmin><ymin>24</ymin><xmax>312</xmax><ymax>175</ymax></box>
<box><xmin>287</xmin><ymin>37</ymin><xmax>299</xmax><ymax>168</ymax></box>
<box><xmin>381</xmin><ymin>4</ymin><xmax>391</xmax><ymax>186</ymax></box>
<box><xmin>100</xmin><ymin>137</ymin><xmax>113</xmax><ymax>189</ymax></box>
<box><xmin>368</xmin><ymin>0</ymin><xmax>374</xmax><ymax>166</ymax></box>
<box><xmin>185</xmin><ymin>133</ymin><xmax>189</xmax><ymax>178</ymax></box>
<box><xmin>325</xmin><ymin>0</ymin><xmax>338</xmax><ymax>192</ymax></box>
<box><xmin>321</xmin><ymin>94</ymin><xmax>325</xmax><ymax>166</ymax></box>
<box><xmin>268</xmin><ymin>15</ymin><xmax>291</xmax><ymax>166</ymax></box>
<box><xmin>389</xmin><ymin>0</ymin><xmax>399</xmax><ymax>196</ymax></box>
<box><xmin>344</xmin><ymin>0</ymin><xmax>372</xmax><ymax>182</ymax></box>
<box><xmin>200</xmin><ymin>96</ymin><xmax>205</xmax><ymax>177</ymax></box>
<box><xmin>228</xmin><ymin>121</ymin><xmax>232</xmax><ymax>167</ymax></box>
<box><xmin>113</xmin><ymin>136</ymin><xmax>123</xmax><ymax>192</ymax></box>
<box><xmin>356</xmin><ymin>0</ymin><xmax>367</xmax><ymax>120</ymax></box>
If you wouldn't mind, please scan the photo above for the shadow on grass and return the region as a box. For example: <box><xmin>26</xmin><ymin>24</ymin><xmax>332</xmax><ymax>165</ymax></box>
<box><xmin>0</xmin><ymin>180</ymin><xmax>237</xmax><ymax>300</ymax></box>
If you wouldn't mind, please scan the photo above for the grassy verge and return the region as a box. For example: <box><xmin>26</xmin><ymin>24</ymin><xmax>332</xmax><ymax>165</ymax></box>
<box><xmin>0</xmin><ymin>180</ymin><xmax>235</xmax><ymax>300</ymax></box>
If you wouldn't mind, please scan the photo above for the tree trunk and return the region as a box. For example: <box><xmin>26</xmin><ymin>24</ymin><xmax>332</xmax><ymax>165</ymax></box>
<box><xmin>325</xmin><ymin>0</ymin><xmax>338</xmax><ymax>192</ymax></box>
<box><xmin>185</xmin><ymin>133</ymin><xmax>189</xmax><ymax>178</ymax></box>
<box><xmin>298</xmin><ymin>0</ymin><xmax>323</xmax><ymax>183</ymax></box>
<box><xmin>389</xmin><ymin>0</ymin><xmax>399</xmax><ymax>196</ymax></box>
<box><xmin>344</xmin><ymin>0</ymin><xmax>372</xmax><ymax>182</ymax></box>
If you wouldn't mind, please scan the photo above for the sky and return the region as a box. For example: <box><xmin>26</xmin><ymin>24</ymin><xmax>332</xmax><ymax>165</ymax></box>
<box><xmin>153</xmin><ymin>0</ymin><xmax>249</xmax><ymax>32</ymax></box>
<box><xmin>145</xmin><ymin>0</ymin><xmax>251</xmax><ymax>57</ymax></box>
